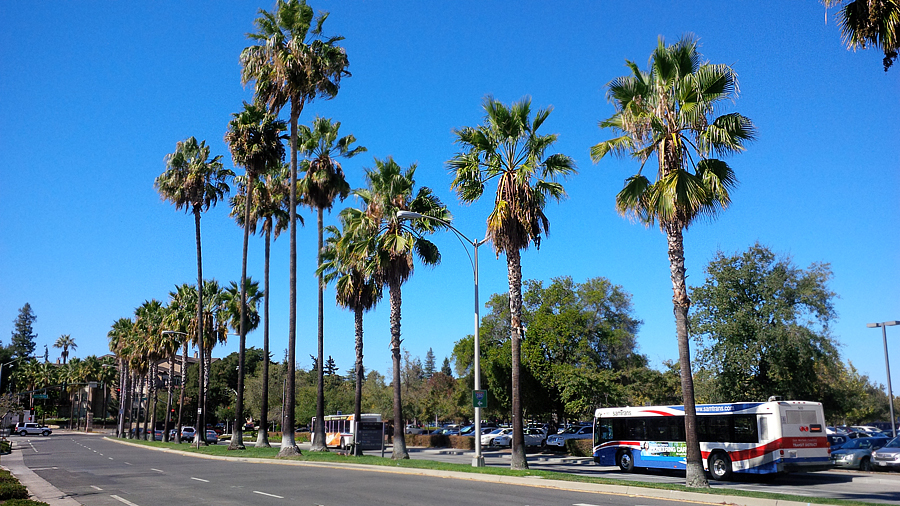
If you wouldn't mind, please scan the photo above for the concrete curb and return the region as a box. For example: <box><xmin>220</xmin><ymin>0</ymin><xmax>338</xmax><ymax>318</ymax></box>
<box><xmin>1</xmin><ymin>441</ymin><xmax>81</xmax><ymax>506</ymax></box>
<box><xmin>104</xmin><ymin>437</ymin><xmax>837</xmax><ymax>506</ymax></box>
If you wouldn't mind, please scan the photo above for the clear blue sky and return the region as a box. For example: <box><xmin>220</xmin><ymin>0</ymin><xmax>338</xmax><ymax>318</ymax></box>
<box><xmin>2</xmin><ymin>1</ymin><xmax>898</xmax><ymax>397</ymax></box>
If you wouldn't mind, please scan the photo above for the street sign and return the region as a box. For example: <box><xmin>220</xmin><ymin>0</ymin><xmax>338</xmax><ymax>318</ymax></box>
<box><xmin>32</xmin><ymin>394</ymin><xmax>48</xmax><ymax>399</ymax></box>
<box><xmin>472</xmin><ymin>390</ymin><xmax>487</xmax><ymax>409</ymax></box>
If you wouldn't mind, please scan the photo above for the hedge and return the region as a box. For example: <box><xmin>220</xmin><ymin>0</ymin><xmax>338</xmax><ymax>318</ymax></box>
<box><xmin>2</xmin><ymin>500</ymin><xmax>51</xmax><ymax>506</ymax></box>
<box><xmin>0</xmin><ymin>481</ymin><xmax>29</xmax><ymax>500</ymax></box>
<box><xmin>565</xmin><ymin>438</ymin><xmax>594</xmax><ymax>457</ymax></box>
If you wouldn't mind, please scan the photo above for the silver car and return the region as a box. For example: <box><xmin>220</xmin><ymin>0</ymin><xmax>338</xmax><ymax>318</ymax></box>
<box><xmin>873</xmin><ymin>436</ymin><xmax>900</xmax><ymax>470</ymax></box>
<box><xmin>545</xmin><ymin>425</ymin><xmax>592</xmax><ymax>448</ymax></box>
<box><xmin>831</xmin><ymin>436</ymin><xmax>889</xmax><ymax>471</ymax></box>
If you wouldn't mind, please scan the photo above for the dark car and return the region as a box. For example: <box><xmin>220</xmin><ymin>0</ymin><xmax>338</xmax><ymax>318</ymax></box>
<box><xmin>828</xmin><ymin>434</ymin><xmax>848</xmax><ymax>451</ymax></box>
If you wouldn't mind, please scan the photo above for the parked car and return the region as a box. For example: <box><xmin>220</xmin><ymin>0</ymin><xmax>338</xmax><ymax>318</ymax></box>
<box><xmin>494</xmin><ymin>428</ymin><xmax>546</xmax><ymax>448</ymax></box>
<box><xmin>873</xmin><ymin>437</ymin><xmax>900</xmax><ymax>470</ymax></box>
<box><xmin>481</xmin><ymin>428</ymin><xmax>512</xmax><ymax>447</ymax></box>
<box><xmin>180</xmin><ymin>426</ymin><xmax>196</xmax><ymax>441</ymax></box>
<box><xmin>546</xmin><ymin>425</ymin><xmax>592</xmax><ymax>448</ymax></box>
<box><xmin>206</xmin><ymin>429</ymin><xmax>218</xmax><ymax>444</ymax></box>
<box><xmin>404</xmin><ymin>424</ymin><xmax>424</xmax><ymax>435</ymax></box>
<box><xmin>13</xmin><ymin>423</ymin><xmax>51</xmax><ymax>436</ymax></box>
<box><xmin>828</xmin><ymin>434</ymin><xmax>848</xmax><ymax>451</ymax></box>
<box><xmin>153</xmin><ymin>429</ymin><xmax>164</xmax><ymax>441</ymax></box>
<box><xmin>831</xmin><ymin>436</ymin><xmax>889</xmax><ymax>471</ymax></box>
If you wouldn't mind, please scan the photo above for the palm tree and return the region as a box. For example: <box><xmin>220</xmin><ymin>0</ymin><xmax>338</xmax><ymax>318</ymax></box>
<box><xmin>590</xmin><ymin>35</ymin><xmax>755</xmax><ymax>488</ymax></box>
<box><xmin>297</xmin><ymin>116</ymin><xmax>365</xmax><ymax>451</ymax></box>
<box><xmin>824</xmin><ymin>0</ymin><xmax>899</xmax><ymax>70</ymax></box>
<box><xmin>108</xmin><ymin>317</ymin><xmax>134</xmax><ymax>437</ymax></box>
<box><xmin>448</xmin><ymin>96</ymin><xmax>576</xmax><ymax>470</ymax></box>
<box><xmin>166</xmin><ymin>283</ymin><xmax>197</xmax><ymax>444</ymax></box>
<box><xmin>155</xmin><ymin>137</ymin><xmax>232</xmax><ymax>446</ymax></box>
<box><xmin>241</xmin><ymin>0</ymin><xmax>350</xmax><ymax>456</ymax></box>
<box><xmin>230</xmin><ymin>166</ymin><xmax>291</xmax><ymax>447</ymax></box>
<box><xmin>318</xmin><ymin>217</ymin><xmax>382</xmax><ymax>455</ymax></box>
<box><xmin>351</xmin><ymin>157</ymin><xmax>449</xmax><ymax>459</ymax></box>
<box><xmin>135</xmin><ymin>300</ymin><xmax>165</xmax><ymax>440</ymax></box>
<box><xmin>53</xmin><ymin>335</ymin><xmax>77</xmax><ymax>365</ymax></box>
<box><xmin>225</xmin><ymin>102</ymin><xmax>286</xmax><ymax>450</ymax></box>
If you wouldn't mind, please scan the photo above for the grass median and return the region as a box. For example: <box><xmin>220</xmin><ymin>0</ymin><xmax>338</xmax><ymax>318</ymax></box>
<box><xmin>115</xmin><ymin>438</ymin><xmax>877</xmax><ymax>506</ymax></box>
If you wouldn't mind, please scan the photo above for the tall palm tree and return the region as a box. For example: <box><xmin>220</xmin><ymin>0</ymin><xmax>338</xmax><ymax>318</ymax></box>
<box><xmin>824</xmin><ymin>0</ymin><xmax>900</xmax><ymax>70</ymax></box>
<box><xmin>230</xmin><ymin>166</ymin><xmax>292</xmax><ymax>447</ymax></box>
<box><xmin>448</xmin><ymin>96</ymin><xmax>576</xmax><ymax>470</ymax></box>
<box><xmin>590</xmin><ymin>35</ymin><xmax>755</xmax><ymax>488</ymax></box>
<box><xmin>297</xmin><ymin>116</ymin><xmax>365</xmax><ymax>451</ymax></box>
<box><xmin>166</xmin><ymin>283</ymin><xmax>196</xmax><ymax>443</ymax></box>
<box><xmin>351</xmin><ymin>157</ymin><xmax>449</xmax><ymax>459</ymax></box>
<box><xmin>135</xmin><ymin>300</ymin><xmax>165</xmax><ymax>440</ymax></box>
<box><xmin>53</xmin><ymin>335</ymin><xmax>77</xmax><ymax>365</ymax></box>
<box><xmin>318</xmin><ymin>218</ymin><xmax>382</xmax><ymax>455</ymax></box>
<box><xmin>241</xmin><ymin>0</ymin><xmax>350</xmax><ymax>456</ymax></box>
<box><xmin>155</xmin><ymin>137</ymin><xmax>232</xmax><ymax>446</ymax></box>
<box><xmin>108</xmin><ymin>317</ymin><xmax>134</xmax><ymax>437</ymax></box>
<box><xmin>225</xmin><ymin>102</ymin><xmax>286</xmax><ymax>450</ymax></box>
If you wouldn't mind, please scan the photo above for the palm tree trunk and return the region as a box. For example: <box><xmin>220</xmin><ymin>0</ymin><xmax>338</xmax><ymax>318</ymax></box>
<box><xmin>231</xmin><ymin>176</ymin><xmax>255</xmax><ymax>451</ymax></box>
<box><xmin>149</xmin><ymin>363</ymin><xmax>159</xmax><ymax>440</ymax></box>
<box><xmin>665</xmin><ymin>222</ymin><xmax>708</xmax><ymax>488</ymax></box>
<box><xmin>279</xmin><ymin>100</ymin><xmax>302</xmax><ymax>457</ymax></box>
<box><xmin>142</xmin><ymin>373</ymin><xmax>150</xmax><ymax>440</ymax></box>
<box><xmin>389</xmin><ymin>279</ymin><xmax>409</xmax><ymax>460</ymax></box>
<box><xmin>164</xmin><ymin>354</ymin><xmax>174</xmax><ymax>442</ymax></box>
<box><xmin>257</xmin><ymin>227</ymin><xmax>272</xmax><ymax>448</ymax></box>
<box><xmin>507</xmin><ymin>249</ymin><xmax>528</xmax><ymax>470</ymax></box>
<box><xmin>353</xmin><ymin>306</ymin><xmax>364</xmax><ymax>456</ymax></box>
<box><xmin>175</xmin><ymin>341</ymin><xmax>187</xmax><ymax>444</ymax></box>
<box><xmin>194</xmin><ymin>208</ymin><xmax>207</xmax><ymax>447</ymax></box>
<box><xmin>125</xmin><ymin>369</ymin><xmax>134</xmax><ymax>438</ymax></box>
<box><xmin>312</xmin><ymin>207</ymin><xmax>327</xmax><ymax>452</ymax></box>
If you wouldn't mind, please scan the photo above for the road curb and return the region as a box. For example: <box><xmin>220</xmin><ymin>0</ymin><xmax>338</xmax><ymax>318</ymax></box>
<box><xmin>103</xmin><ymin>437</ymin><xmax>840</xmax><ymax>506</ymax></box>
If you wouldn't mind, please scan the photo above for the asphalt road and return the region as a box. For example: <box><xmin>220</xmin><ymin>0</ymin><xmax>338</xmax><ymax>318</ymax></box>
<box><xmin>8</xmin><ymin>433</ymin><xmax>900</xmax><ymax>506</ymax></box>
<box><xmin>8</xmin><ymin>434</ymin><xmax>698</xmax><ymax>506</ymax></box>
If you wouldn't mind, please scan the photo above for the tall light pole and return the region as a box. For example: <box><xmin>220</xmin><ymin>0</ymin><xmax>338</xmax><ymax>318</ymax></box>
<box><xmin>396</xmin><ymin>210</ymin><xmax>487</xmax><ymax>467</ymax></box>
<box><xmin>869</xmin><ymin>320</ymin><xmax>900</xmax><ymax>438</ymax></box>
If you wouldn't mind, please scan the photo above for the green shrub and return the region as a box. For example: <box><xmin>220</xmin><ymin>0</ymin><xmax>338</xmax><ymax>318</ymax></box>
<box><xmin>408</xmin><ymin>434</ymin><xmax>448</xmax><ymax>448</ymax></box>
<box><xmin>448</xmin><ymin>435</ymin><xmax>474</xmax><ymax>450</ymax></box>
<box><xmin>565</xmin><ymin>438</ymin><xmax>594</xmax><ymax>457</ymax></box>
<box><xmin>0</xmin><ymin>481</ymin><xmax>29</xmax><ymax>500</ymax></box>
<box><xmin>3</xmin><ymin>499</ymin><xmax>50</xmax><ymax>506</ymax></box>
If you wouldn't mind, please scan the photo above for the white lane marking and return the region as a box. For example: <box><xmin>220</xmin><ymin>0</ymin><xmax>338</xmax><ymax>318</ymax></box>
<box><xmin>190</xmin><ymin>477</ymin><xmax>209</xmax><ymax>483</ymax></box>
<box><xmin>150</xmin><ymin>468</ymin><xmax>164</xmax><ymax>473</ymax></box>
<box><xmin>111</xmin><ymin>495</ymin><xmax>139</xmax><ymax>506</ymax></box>
<box><xmin>253</xmin><ymin>491</ymin><xmax>284</xmax><ymax>499</ymax></box>
<box><xmin>91</xmin><ymin>485</ymin><xmax>103</xmax><ymax>491</ymax></box>
<box><xmin>29</xmin><ymin>467</ymin><xmax>58</xmax><ymax>471</ymax></box>
<box><xmin>124</xmin><ymin>462</ymin><xmax>132</xmax><ymax>465</ymax></box>
<box><xmin>109</xmin><ymin>457</ymin><xmax>114</xmax><ymax>460</ymax></box>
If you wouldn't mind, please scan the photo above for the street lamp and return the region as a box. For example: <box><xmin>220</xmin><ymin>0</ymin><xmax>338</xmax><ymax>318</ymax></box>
<box><xmin>396</xmin><ymin>210</ymin><xmax>487</xmax><ymax>467</ymax></box>
<box><xmin>868</xmin><ymin>320</ymin><xmax>900</xmax><ymax>438</ymax></box>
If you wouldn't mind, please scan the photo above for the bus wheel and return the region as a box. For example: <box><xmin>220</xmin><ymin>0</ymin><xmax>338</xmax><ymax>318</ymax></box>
<box><xmin>709</xmin><ymin>452</ymin><xmax>732</xmax><ymax>481</ymax></box>
<box><xmin>617</xmin><ymin>450</ymin><xmax>634</xmax><ymax>472</ymax></box>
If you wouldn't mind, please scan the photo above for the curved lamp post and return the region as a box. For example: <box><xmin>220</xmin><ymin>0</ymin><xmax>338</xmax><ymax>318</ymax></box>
<box><xmin>868</xmin><ymin>320</ymin><xmax>900</xmax><ymax>438</ymax></box>
<box><xmin>396</xmin><ymin>210</ymin><xmax>487</xmax><ymax>467</ymax></box>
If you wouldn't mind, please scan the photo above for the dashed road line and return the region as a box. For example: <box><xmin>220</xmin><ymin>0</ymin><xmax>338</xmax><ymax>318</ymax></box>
<box><xmin>190</xmin><ymin>477</ymin><xmax>209</xmax><ymax>483</ymax></box>
<box><xmin>124</xmin><ymin>462</ymin><xmax>132</xmax><ymax>465</ymax></box>
<box><xmin>150</xmin><ymin>468</ymin><xmax>164</xmax><ymax>473</ymax></box>
<box><xmin>91</xmin><ymin>485</ymin><xmax>103</xmax><ymax>491</ymax></box>
<box><xmin>253</xmin><ymin>490</ymin><xmax>284</xmax><ymax>499</ymax></box>
<box><xmin>111</xmin><ymin>495</ymin><xmax>139</xmax><ymax>506</ymax></box>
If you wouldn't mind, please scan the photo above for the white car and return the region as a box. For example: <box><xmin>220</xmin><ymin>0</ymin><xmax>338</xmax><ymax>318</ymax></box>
<box><xmin>13</xmin><ymin>423</ymin><xmax>51</xmax><ymax>436</ymax></box>
<box><xmin>481</xmin><ymin>428</ymin><xmax>512</xmax><ymax>446</ymax></box>
<box><xmin>545</xmin><ymin>425</ymin><xmax>592</xmax><ymax>448</ymax></box>
<box><xmin>404</xmin><ymin>425</ymin><xmax>424</xmax><ymax>435</ymax></box>
<box><xmin>493</xmin><ymin>428</ymin><xmax>546</xmax><ymax>448</ymax></box>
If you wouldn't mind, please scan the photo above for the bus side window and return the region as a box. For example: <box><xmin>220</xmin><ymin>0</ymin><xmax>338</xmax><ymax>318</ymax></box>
<box><xmin>598</xmin><ymin>419</ymin><xmax>613</xmax><ymax>441</ymax></box>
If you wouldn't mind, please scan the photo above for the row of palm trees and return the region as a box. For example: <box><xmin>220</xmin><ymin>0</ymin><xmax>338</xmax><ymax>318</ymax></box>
<box><xmin>107</xmin><ymin>281</ymin><xmax>261</xmax><ymax>442</ymax></box>
<box><xmin>144</xmin><ymin>1</ymin><xmax>759</xmax><ymax>490</ymax></box>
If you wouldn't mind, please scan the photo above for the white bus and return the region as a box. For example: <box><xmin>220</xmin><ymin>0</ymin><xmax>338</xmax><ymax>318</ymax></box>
<box><xmin>593</xmin><ymin>400</ymin><xmax>830</xmax><ymax>480</ymax></box>
<box><xmin>311</xmin><ymin>413</ymin><xmax>382</xmax><ymax>450</ymax></box>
